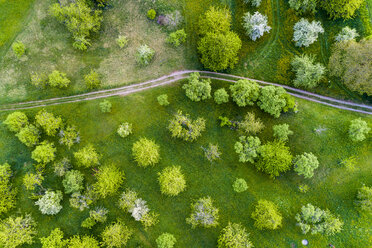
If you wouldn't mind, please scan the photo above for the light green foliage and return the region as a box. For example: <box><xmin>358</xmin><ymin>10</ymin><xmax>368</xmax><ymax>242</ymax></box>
<box><xmin>63</xmin><ymin>170</ymin><xmax>84</xmax><ymax>194</ymax></box>
<box><xmin>23</xmin><ymin>173</ymin><xmax>44</xmax><ymax>191</ymax></box>
<box><xmin>67</xmin><ymin>235</ymin><xmax>100</xmax><ymax>248</ymax></box>
<box><xmin>291</xmin><ymin>54</ymin><xmax>326</xmax><ymax>88</ymax></box>
<box><xmin>12</xmin><ymin>41</ymin><xmax>25</xmax><ymax>58</ymax></box>
<box><xmin>30</xmin><ymin>72</ymin><xmax>48</xmax><ymax>88</ymax></box>
<box><xmin>293</xmin><ymin>152</ymin><xmax>319</xmax><ymax>178</ymax></box>
<box><xmin>16</xmin><ymin>124</ymin><xmax>40</xmax><ymax>147</ymax></box>
<box><xmin>158</xmin><ymin>166</ymin><xmax>186</xmax><ymax>196</ymax></box>
<box><xmin>59</xmin><ymin>125</ymin><xmax>80</xmax><ymax>149</ymax></box>
<box><xmin>136</xmin><ymin>44</ymin><xmax>155</xmax><ymax>66</ymax></box>
<box><xmin>69</xmin><ymin>190</ymin><xmax>94</xmax><ymax>211</ymax></box>
<box><xmin>0</xmin><ymin>215</ymin><xmax>36</xmax><ymax>248</ymax></box>
<box><xmin>156</xmin><ymin>233</ymin><xmax>177</xmax><ymax>248</ymax></box>
<box><xmin>289</xmin><ymin>0</ymin><xmax>317</xmax><ymax>15</ymax></box>
<box><xmin>3</xmin><ymin>111</ymin><xmax>28</xmax><ymax>132</ymax></box>
<box><xmin>81</xmin><ymin>217</ymin><xmax>96</xmax><ymax>229</ymax></box>
<box><xmin>232</xmin><ymin>178</ymin><xmax>248</xmax><ymax>193</ymax></box>
<box><xmin>214</xmin><ymin>88</ymin><xmax>229</xmax><ymax>104</ymax></box>
<box><xmin>238</xmin><ymin>112</ymin><xmax>265</xmax><ymax>134</ymax></box>
<box><xmin>35</xmin><ymin>190</ymin><xmax>63</xmax><ymax>215</ymax></box>
<box><xmin>257</xmin><ymin>86</ymin><xmax>288</xmax><ymax>118</ymax></box>
<box><xmin>335</xmin><ymin>26</ymin><xmax>359</xmax><ymax>42</ymax></box>
<box><xmin>320</xmin><ymin>0</ymin><xmax>363</xmax><ymax>19</ymax></box>
<box><xmin>116</xmin><ymin>35</ymin><xmax>128</xmax><ymax>48</ymax></box>
<box><xmin>118</xmin><ymin>189</ymin><xmax>138</xmax><ymax>212</ymax></box>
<box><xmin>49</xmin><ymin>1</ymin><xmax>102</xmax><ymax>50</ymax></box>
<box><xmin>53</xmin><ymin>158</ymin><xmax>71</xmax><ymax>177</ymax></box>
<box><xmin>140</xmin><ymin>211</ymin><xmax>159</xmax><ymax>229</ymax></box>
<box><xmin>74</xmin><ymin>144</ymin><xmax>100</xmax><ymax>168</ymax></box>
<box><xmin>234</xmin><ymin>136</ymin><xmax>261</xmax><ymax>163</ymax></box>
<box><xmin>48</xmin><ymin>70</ymin><xmax>70</xmax><ymax>88</ymax></box>
<box><xmin>349</xmin><ymin>118</ymin><xmax>370</xmax><ymax>141</ymax></box>
<box><xmin>94</xmin><ymin>164</ymin><xmax>125</xmax><ymax>198</ymax></box>
<box><xmin>82</xmin><ymin>207</ymin><xmax>108</xmax><ymax>229</ymax></box>
<box><xmin>35</xmin><ymin>110</ymin><xmax>63</xmax><ymax>136</ymax></box>
<box><xmin>251</xmin><ymin>200</ymin><xmax>282</xmax><ymax>230</ymax></box>
<box><xmin>298</xmin><ymin>184</ymin><xmax>309</xmax><ymax>193</ymax></box>
<box><xmin>117</xmin><ymin>122</ymin><xmax>133</xmax><ymax>138</ymax></box>
<box><xmin>84</xmin><ymin>70</ymin><xmax>101</xmax><ymax>89</ymax></box>
<box><xmin>157</xmin><ymin>94</ymin><xmax>170</xmax><ymax>106</ymax></box>
<box><xmin>256</xmin><ymin>140</ymin><xmax>293</xmax><ymax>178</ymax></box>
<box><xmin>147</xmin><ymin>9</ymin><xmax>156</xmax><ymax>19</ymax></box>
<box><xmin>186</xmin><ymin>197</ymin><xmax>219</xmax><ymax>228</ymax></box>
<box><xmin>168</xmin><ymin>110</ymin><xmax>206</xmax><ymax>142</ymax></box>
<box><xmin>230</xmin><ymin>80</ymin><xmax>260</xmax><ymax>107</ymax></box>
<box><xmin>329</xmin><ymin>39</ymin><xmax>372</xmax><ymax>96</ymax></box>
<box><xmin>355</xmin><ymin>185</ymin><xmax>372</xmax><ymax>215</ymax></box>
<box><xmin>132</xmin><ymin>138</ymin><xmax>160</xmax><ymax>167</ymax></box>
<box><xmin>40</xmin><ymin>228</ymin><xmax>68</xmax><ymax>248</ymax></box>
<box><xmin>219</xmin><ymin>116</ymin><xmax>238</xmax><ymax>129</ymax></box>
<box><xmin>282</xmin><ymin>93</ymin><xmax>298</xmax><ymax>113</ymax></box>
<box><xmin>202</xmin><ymin>143</ymin><xmax>222</xmax><ymax>162</ymax></box>
<box><xmin>101</xmin><ymin>222</ymin><xmax>133</xmax><ymax>248</ymax></box>
<box><xmin>0</xmin><ymin>163</ymin><xmax>16</xmax><ymax>214</ymax></box>
<box><xmin>99</xmin><ymin>100</ymin><xmax>112</xmax><ymax>113</ymax></box>
<box><xmin>273</xmin><ymin>124</ymin><xmax>293</xmax><ymax>141</ymax></box>
<box><xmin>183</xmin><ymin>72</ymin><xmax>212</xmax><ymax>102</ymax></box>
<box><xmin>31</xmin><ymin>141</ymin><xmax>56</xmax><ymax>164</ymax></box>
<box><xmin>217</xmin><ymin>222</ymin><xmax>253</xmax><ymax>248</ymax></box>
<box><xmin>295</xmin><ymin>203</ymin><xmax>343</xmax><ymax>235</ymax></box>
<box><xmin>166</xmin><ymin>29</ymin><xmax>187</xmax><ymax>47</ymax></box>
<box><xmin>198</xmin><ymin>6</ymin><xmax>231</xmax><ymax>36</ymax></box>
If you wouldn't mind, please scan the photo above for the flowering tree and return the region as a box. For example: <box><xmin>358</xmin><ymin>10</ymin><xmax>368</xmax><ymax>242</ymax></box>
<box><xmin>291</xmin><ymin>54</ymin><xmax>326</xmax><ymax>88</ymax></box>
<box><xmin>168</xmin><ymin>111</ymin><xmax>206</xmax><ymax>142</ymax></box>
<box><xmin>335</xmin><ymin>26</ymin><xmax>359</xmax><ymax>42</ymax></box>
<box><xmin>35</xmin><ymin>190</ymin><xmax>63</xmax><ymax>215</ymax></box>
<box><xmin>289</xmin><ymin>0</ymin><xmax>317</xmax><ymax>15</ymax></box>
<box><xmin>242</xmin><ymin>12</ymin><xmax>271</xmax><ymax>41</ymax></box>
<box><xmin>186</xmin><ymin>197</ymin><xmax>219</xmax><ymax>228</ymax></box>
<box><xmin>35</xmin><ymin>110</ymin><xmax>63</xmax><ymax>136</ymax></box>
<box><xmin>59</xmin><ymin>125</ymin><xmax>80</xmax><ymax>149</ymax></box>
<box><xmin>136</xmin><ymin>45</ymin><xmax>155</xmax><ymax>66</ymax></box>
<box><xmin>293</xmin><ymin>19</ymin><xmax>324</xmax><ymax>47</ymax></box>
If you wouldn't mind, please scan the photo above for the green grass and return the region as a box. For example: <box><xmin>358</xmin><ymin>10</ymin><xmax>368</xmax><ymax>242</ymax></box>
<box><xmin>0</xmin><ymin>80</ymin><xmax>371</xmax><ymax>247</ymax></box>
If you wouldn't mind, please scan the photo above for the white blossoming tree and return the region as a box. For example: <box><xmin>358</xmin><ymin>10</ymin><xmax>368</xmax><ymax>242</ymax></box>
<box><xmin>335</xmin><ymin>26</ymin><xmax>359</xmax><ymax>42</ymax></box>
<box><xmin>35</xmin><ymin>190</ymin><xmax>63</xmax><ymax>215</ymax></box>
<box><xmin>242</xmin><ymin>12</ymin><xmax>271</xmax><ymax>41</ymax></box>
<box><xmin>293</xmin><ymin>18</ymin><xmax>324</xmax><ymax>47</ymax></box>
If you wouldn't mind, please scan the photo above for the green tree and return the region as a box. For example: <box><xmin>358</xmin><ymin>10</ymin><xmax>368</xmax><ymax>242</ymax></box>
<box><xmin>132</xmin><ymin>138</ymin><xmax>160</xmax><ymax>167</ymax></box>
<box><xmin>40</xmin><ymin>228</ymin><xmax>68</xmax><ymax>248</ymax></box>
<box><xmin>202</xmin><ymin>143</ymin><xmax>222</xmax><ymax>162</ymax></box>
<box><xmin>81</xmin><ymin>207</ymin><xmax>108</xmax><ymax>229</ymax></box>
<box><xmin>256</xmin><ymin>141</ymin><xmax>293</xmax><ymax>178</ymax></box>
<box><xmin>234</xmin><ymin>136</ymin><xmax>261</xmax><ymax>163</ymax></box>
<box><xmin>273</xmin><ymin>124</ymin><xmax>293</xmax><ymax>141</ymax></box>
<box><xmin>67</xmin><ymin>235</ymin><xmax>100</xmax><ymax>248</ymax></box>
<box><xmin>101</xmin><ymin>222</ymin><xmax>133</xmax><ymax>248</ymax></box>
<box><xmin>12</xmin><ymin>41</ymin><xmax>25</xmax><ymax>58</ymax></box>
<box><xmin>23</xmin><ymin>173</ymin><xmax>44</xmax><ymax>191</ymax></box>
<box><xmin>258</xmin><ymin>86</ymin><xmax>290</xmax><ymax>118</ymax></box>
<box><xmin>186</xmin><ymin>197</ymin><xmax>219</xmax><ymax>228</ymax></box>
<box><xmin>158</xmin><ymin>166</ymin><xmax>186</xmax><ymax>196</ymax></box>
<box><xmin>251</xmin><ymin>200</ymin><xmax>282</xmax><ymax>230</ymax></box>
<box><xmin>291</xmin><ymin>54</ymin><xmax>326</xmax><ymax>88</ymax></box>
<box><xmin>320</xmin><ymin>0</ymin><xmax>363</xmax><ymax>19</ymax></box>
<box><xmin>348</xmin><ymin>118</ymin><xmax>370</xmax><ymax>141</ymax></box>
<box><xmin>99</xmin><ymin>100</ymin><xmax>112</xmax><ymax>113</ymax></box>
<box><xmin>35</xmin><ymin>110</ymin><xmax>63</xmax><ymax>136</ymax></box>
<box><xmin>232</xmin><ymin>178</ymin><xmax>248</xmax><ymax>193</ymax></box>
<box><xmin>147</xmin><ymin>9</ymin><xmax>156</xmax><ymax>19</ymax></box>
<box><xmin>59</xmin><ymin>125</ymin><xmax>80</xmax><ymax>149</ymax></box>
<box><xmin>16</xmin><ymin>124</ymin><xmax>40</xmax><ymax>147</ymax></box>
<box><xmin>48</xmin><ymin>70</ymin><xmax>70</xmax><ymax>88</ymax></box>
<box><xmin>136</xmin><ymin>45</ymin><xmax>155</xmax><ymax>66</ymax></box>
<box><xmin>168</xmin><ymin>111</ymin><xmax>206</xmax><ymax>142</ymax></box>
<box><xmin>238</xmin><ymin>112</ymin><xmax>265</xmax><ymax>135</ymax></box>
<box><xmin>355</xmin><ymin>185</ymin><xmax>372</xmax><ymax>215</ymax></box>
<box><xmin>63</xmin><ymin>170</ymin><xmax>84</xmax><ymax>194</ymax></box>
<box><xmin>94</xmin><ymin>164</ymin><xmax>125</xmax><ymax>198</ymax></box>
<box><xmin>0</xmin><ymin>215</ymin><xmax>36</xmax><ymax>248</ymax></box>
<box><xmin>117</xmin><ymin>122</ymin><xmax>133</xmax><ymax>138</ymax></box>
<box><xmin>156</xmin><ymin>233</ymin><xmax>177</xmax><ymax>248</ymax></box>
<box><xmin>84</xmin><ymin>70</ymin><xmax>101</xmax><ymax>89</ymax></box>
<box><xmin>157</xmin><ymin>94</ymin><xmax>170</xmax><ymax>106</ymax></box>
<box><xmin>30</xmin><ymin>72</ymin><xmax>48</xmax><ymax>88</ymax></box>
<box><xmin>31</xmin><ymin>141</ymin><xmax>57</xmax><ymax>164</ymax></box>
<box><xmin>35</xmin><ymin>190</ymin><xmax>63</xmax><ymax>215</ymax></box>
<box><xmin>3</xmin><ymin>111</ymin><xmax>28</xmax><ymax>132</ymax></box>
<box><xmin>214</xmin><ymin>88</ymin><xmax>229</xmax><ymax>104</ymax></box>
<box><xmin>198</xmin><ymin>6</ymin><xmax>231</xmax><ymax>36</ymax></box>
<box><xmin>230</xmin><ymin>80</ymin><xmax>260</xmax><ymax>107</ymax></box>
<box><xmin>289</xmin><ymin>0</ymin><xmax>317</xmax><ymax>15</ymax></box>
<box><xmin>218</xmin><ymin>222</ymin><xmax>253</xmax><ymax>248</ymax></box>
<box><xmin>74</xmin><ymin>144</ymin><xmax>100</xmax><ymax>168</ymax></box>
<box><xmin>166</xmin><ymin>29</ymin><xmax>187</xmax><ymax>47</ymax></box>
<box><xmin>182</xmin><ymin>72</ymin><xmax>211</xmax><ymax>102</ymax></box>
<box><xmin>0</xmin><ymin>163</ymin><xmax>17</xmax><ymax>214</ymax></box>
<box><xmin>293</xmin><ymin>152</ymin><xmax>319</xmax><ymax>178</ymax></box>
<box><xmin>53</xmin><ymin>158</ymin><xmax>71</xmax><ymax>177</ymax></box>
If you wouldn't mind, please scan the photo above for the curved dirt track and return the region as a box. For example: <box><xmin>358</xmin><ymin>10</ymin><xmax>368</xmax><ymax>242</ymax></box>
<box><xmin>1</xmin><ymin>70</ymin><xmax>371</xmax><ymax>115</ymax></box>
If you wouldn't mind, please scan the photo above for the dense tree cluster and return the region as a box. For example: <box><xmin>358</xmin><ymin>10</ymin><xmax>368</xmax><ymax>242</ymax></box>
<box><xmin>35</xmin><ymin>190</ymin><xmax>63</xmax><ymax>215</ymax></box>
<box><xmin>101</xmin><ymin>221</ymin><xmax>133</xmax><ymax>248</ymax></box>
<box><xmin>74</xmin><ymin>144</ymin><xmax>100</xmax><ymax>168</ymax></box>
<box><xmin>273</xmin><ymin>123</ymin><xmax>293</xmax><ymax>141</ymax></box>
<box><xmin>214</xmin><ymin>88</ymin><xmax>229</xmax><ymax>104</ymax></box>
<box><xmin>0</xmin><ymin>215</ymin><xmax>36</xmax><ymax>248</ymax></box>
<box><xmin>0</xmin><ymin>163</ymin><xmax>17</xmax><ymax>214</ymax></box>
<box><xmin>258</xmin><ymin>86</ymin><xmax>296</xmax><ymax>118</ymax></box>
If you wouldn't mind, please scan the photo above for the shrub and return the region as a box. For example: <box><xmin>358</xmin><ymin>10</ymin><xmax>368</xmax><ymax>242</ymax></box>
<box><xmin>53</xmin><ymin>158</ymin><xmax>71</xmax><ymax>177</ymax></box>
<box><xmin>288</xmin><ymin>0</ymin><xmax>317</xmax><ymax>15</ymax></box>
<box><xmin>273</xmin><ymin>124</ymin><xmax>293</xmax><ymax>141</ymax></box>
<box><xmin>118</xmin><ymin>189</ymin><xmax>138</xmax><ymax>212</ymax></box>
<box><xmin>0</xmin><ymin>215</ymin><xmax>36</xmax><ymax>248</ymax></box>
<box><xmin>214</xmin><ymin>88</ymin><xmax>229</xmax><ymax>104</ymax></box>
<box><xmin>291</xmin><ymin>54</ymin><xmax>326</xmax><ymax>88</ymax></box>
<box><xmin>117</xmin><ymin>122</ymin><xmax>133</xmax><ymax>138</ymax></box>
<box><xmin>16</xmin><ymin>124</ymin><xmax>40</xmax><ymax>147</ymax></box>
<box><xmin>101</xmin><ymin>222</ymin><xmax>133</xmax><ymax>248</ymax></box>
<box><xmin>30</xmin><ymin>72</ymin><xmax>48</xmax><ymax>88</ymax></box>
<box><xmin>48</xmin><ymin>70</ymin><xmax>70</xmax><ymax>88</ymax></box>
<box><xmin>186</xmin><ymin>197</ymin><xmax>219</xmax><ymax>228</ymax></box>
<box><xmin>202</xmin><ymin>143</ymin><xmax>222</xmax><ymax>162</ymax></box>
<box><xmin>295</xmin><ymin>203</ymin><xmax>343</xmax><ymax>235</ymax></box>
<box><xmin>218</xmin><ymin>222</ymin><xmax>253</xmax><ymax>248</ymax></box>
<box><xmin>63</xmin><ymin>170</ymin><xmax>84</xmax><ymax>194</ymax></box>
<box><xmin>243</xmin><ymin>0</ymin><xmax>262</xmax><ymax>7</ymax></box>
<box><xmin>230</xmin><ymin>80</ymin><xmax>260</xmax><ymax>107</ymax></box>
<box><xmin>168</xmin><ymin>110</ymin><xmax>206</xmax><ymax>141</ymax></box>
<box><xmin>31</xmin><ymin>141</ymin><xmax>56</xmax><ymax>164</ymax></box>
<box><xmin>298</xmin><ymin>184</ymin><xmax>309</xmax><ymax>193</ymax></box>
<box><xmin>320</xmin><ymin>0</ymin><xmax>363</xmax><ymax>19</ymax></box>
<box><xmin>238</xmin><ymin>112</ymin><xmax>265</xmax><ymax>134</ymax></box>
<box><xmin>198</xmin><ymin>6</ymin><xmax>231</xmax><ymax>36</ymax></box>
<box><xmin>12</xmin><ymin>41</ymin><xmax>25</xmax><ymax>58</ymax></box>
<box><xmin>132</xmin><ymin>138</ymin><xmax>160</xmax><ymax>167</ymax></box>
<box><xmin>257</xmin><ymin>86</ymin><xmax>288</xmax><ymax>118</ymax></box>
<box><xmin>94</xmin><ymin>164</ymin><xmax>125</xmax><ymax>198</ymax></box>
<box><xmin>348</xmin><ymin>118</ymin><xmax>370</xmax><ymax>141</ymax></box>
<box><xmin>136</xmin><ymin>45</ymin><xmax>155</xmax><ymax>66</ymax></box>
<box><xmin>234</xmin><ymin>136</ymin><xmax>261</xmax><ymax>163</ymax></box>
<box><xmin>100</xmin><ymin>100</ymin><xmax>112</xmax><ymax>113</ymax></box>
<box><xmin>251</xmin><ymin>200</ymin><xmax>282</xmax><ymax>230</ymax></box>
<box><xmin>74</xmin><ymin>144</ymin><xmax>100</xmax><ymax>168</ymax></box>
<box><xmin>183</xmin><ymin>72</ymin><xmax>211</xmax><ymax>101</ymax></box>
<box><xmin>68</xmin><ymin>235</ymin><xmax>100</xmax><ymax>248</ymax></box>
<box><xmin>355</xmin><ymin>185</ymin><xmax>372</xmax><ymax>215</ymax></box>
<box><xmin>147</xmin><ymin>9</ymin><xmax>156</xmax><ymax>19</ymax></box>
<box><xmin>157</xmin><ymin>94</ymin><xmax>170</xmax><ymax>106</ymax></box>
<box><xmin>35</xmin><ymin>109</ymin><xmax>63</xmax><ymax>136</ymax></box>
<box><xmin>35</xmin><ymin>190</ymin><xmax>63</xmax><ymax>215</ymax></box>
<box><xmin>3</xmin><ymin>111</ymin><xmax>28</xmax><ymax>132</ymax></box>
<box><xmin>158</xmin><ymin>166</ymin><xmax>186</xmax><ymax>196</ymax></box>
<box><xmin>232</xmin><ymin>178</ymin><xmax>248</xmax><ymax>193</ymax></box>
<box><xmin>335</xmin><ymin>26</ymin><xmax>359</xmax><ymax>42</ymax></box>
<box><xmin>159</xmin><ymin>10</ymin><xmax>184</xmax><ymax>30</ymax></box>
<box><xmin>40</xmin><ymin>228</ymin><xmax>67</xmax><ymax>248</ymax></box>
<box><xmin>166</xmin><ymin>29</ymin><xmax>187</xmax><ymax>47</ymax></box>
<box><xmin>0</xmin><ymin>163</ymin><xmax>17</xmax><ymax>215</ymax></box>
<box><xmin>293</xmin><ymin>19</ymin><xmax>324</xmax><ymax>47</ymax></box>
<box><xmin>293</xmin><ymin>152</ymin><xmax>319</xmax><ymax>178</ymax></box>
<box><xmin>156</xmin><ymin>233</ymin><xmax>177</xmax><ymax>248</ymax></box>
<box><xmin>242</xmin><ymin>12</ymin><xmax>271</xmax><ymax>41</ymax></box>
<box><xmin>84</xmin><ymin>70</ymin><xmax>101</xmax><ymax>89</ymax></box>
<box><xmin>116</xmin><ymin>35</ymin><xmax>128</xmax><ymax>48</ymax></box>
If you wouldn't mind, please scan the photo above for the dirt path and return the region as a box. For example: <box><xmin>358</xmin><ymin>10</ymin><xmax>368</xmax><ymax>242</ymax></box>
<box><xmin>1</xmin><ymin>70</ymin><xmax>371</xmax><ymax>115</ymax></box>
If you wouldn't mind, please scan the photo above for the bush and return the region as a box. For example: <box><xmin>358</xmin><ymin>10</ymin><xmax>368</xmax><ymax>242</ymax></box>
<box><xmin>74</xmin><ymin>144</ymin><xmax>100</xmax><ymax>168</ymax></box>
<box><xmin>238</xmin><ymin>112</ymin><xmax>264</xmax><ymax>134</ymax></box>
<box><xmin>320</xmin><ymin>0</ymin><xmax>363</xmax><ymax>19</ymax></box>
<box><xmin>100</xmin><ymin>100</ymin><xmax>112</xmax><ymax>113</ymax></box>
<box><xmin>156</xmin><ymin>233</ymin><xmax>177</xmax><ymax>248</ymax></box>
<box><xmin>293</xmin><ymin>19</ymin><xmax>324</xmax><ymax>47</ymax></box>
<box><xmin>183</xmin><ymin>72</ymin><xmax>211</xmax><ymax>101</ymax></box>
<box><xmin>147</xmin><ymin>9</ymin><xmax>156</xmax><ymax>19</ymax></box>
<box><xmin>168</xmin><ymin>110</ymin><xmax>206</xmax><ymax>142</ymax></box>
<box><xmin>273</xmin><ymin>124</ymin><xmax>293</xmax><ymax>141</ymax></box>
<box><xmin>198</xmin><ymin>6</ymin><xmax>231</xmax><ymax>36</ymax></box>
<box><xmin>40</xmin><ymin>228</ymin><xmax>67</xmax><ymax>248</ymax></box>
<box><xmin>158</xmin><ymin>166</ymin><xmax>186</xmax><ymax>196</ymax></box>
<box><xmin>293</xmin><ymin>152</ymin><xmax>319</xmax><ymax>178</ymax></box>
<box><xmin>116</xmin><ymin>35</ymin><xmax>128</xmax><ymax>48</ymax></box>
<box><xmin>12</xmin><ymin>41</ymin><xmax>25</xmax><ymax>58</ymax></box>
<box><xmin>157</xmin><ymin>94</ymin><xmax>170</xmax><ymax>106</ymax></box>
<box><xmin>16</xmin><ymin>124</ymin><xmax>40</xmax><ymax>147</ymax></box>
<box><xmin>35</xmin><ymin>109</ymin><xmax>63</xmax><ymax>136</ymax></box>
<box><xmin>0</xmin><ymin>163</ymin><xmax>17</xmax><ymax>215</ymax></box>
<box><xmin>218</xmin><ymin>222</ymin><xmax>253</xmax><ymax>248</ymax></box>
<box><xmin>242</xmin><ymin>12</ymin><xmax>271</xmax><ymax>41</ymax></box>
<box><xmin>348</xmin><ymin>118</ymin><xmax>370</xmax><ymax>141</ymax></box>
<box><xmin>243</xmin><ymin>0</ymin><xmax>262</xmax><ymax>7</ymax></box>
<box><xmin>48</xmin><ymin>70</ymin><xmax>70</xmax><ymax>88</ymax></box>
<box><xmin>232</xmin><ymin>178</ymin><xmax>248</xmax><ymax>193</ymax></box>
<box><xmin>30</xmin><ymin>72</ymin><xmax>48</xmax><ymax>88</ymax></box>
<box><xmin>166</xmin><ymin>29</ymin><xmax>187</xmax><ymax>47</ymax></box>
<box><xmin>63</xmin><ymin>170</ymin><xmax>84</xmax><ymax>194</ymax></box>
<box><xmin>3</xmin><ymin>111</ymin><xmax>28</xmax><ymax>132</ymax></box>
<box><xmin>355</xmin><ymin>185</ymin><xmax>372</xmax><ymax>215</ymax></box>
<box><xmin>132</xmin><ymin>138</ymin><xmax>160</xmax><ymax>167</ymax></box>
<box><xmin>230</xmin><ymin>80</ymin><xmax>260</xmax><ymax>107</ymax></box>
<box><xmin>335</xmin><ymin>26</ymin><xmax>359</xmax><ymax>42</ymax></box>
<box><xmin>84</xmin><ymin>70</ymin><xmax>101</xmax><ymax>89</ymax></box>
<box><xmin>94</xmin><ymin>164</ymin><xmax>125</xmax><ymax>198</ymax></box>
<box><xmin>101</xmin><ymin>222</ymin><xmax>133</xmax><ymax>248</ymax></box>
<box><xmin>257</xmin><ymin>86</ymin><xmax>290</xmax><ymax>118</ymax></box>
<box><xmin>186</xmin><ymin>197</ymin><xmax>219</xmax><ymax>228</ymax></box>
<box><xmin>136</xmin><ymin>45</ymin><xmax>155</xmax><ymax>66</ymax></box>
<box><xmin>251</xmin><ymin>200</ymin><xmax>282</xmax><ymax>230</ymax></box>
<box><xmin>117</xmin><ymin>122</ymin><xmax>133</xmax><ymax>138</ymax></box>
<box><xmin>68</xmin><ymin>235</ymin><xmax>100</xmax><ymax>248</ymax></box>
<box><xmin>234</xmin><ymin>136</ymin><xmax>261</xmax><ymax>163</ymax></box>
<box><xmin>288</xmin><ymin>0</ymin><xmax>317</xmax><ymax>15</ymax></box>
<box><xmin>35</xmin><ymin>190</ymin><xmax>63</xmax><ymax>215</ymax></box>
<box><xmin>0</xmin><ymin>215</ymin><xmax>36</xmax><ymax>248</ymax></box>
<box><xmin>214</xmin><ymin>88</ymin><xmax>229</xmax><ymax>104</ymax></box>
<box><xmin>291</xmin><ymin>54</ymin><xmax>326</xmax><ymax>88</ymax></box>
<box><xmin>31</xmin><ymin>141</ymin><xmax>57</xmax><ymax>164</ymax></box>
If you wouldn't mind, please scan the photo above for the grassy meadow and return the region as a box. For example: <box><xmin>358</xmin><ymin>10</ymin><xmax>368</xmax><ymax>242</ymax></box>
<box><xmin>0</xmin><ymin>80</ymin><xmax>371</xmax><ymax>247</ymax></box>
